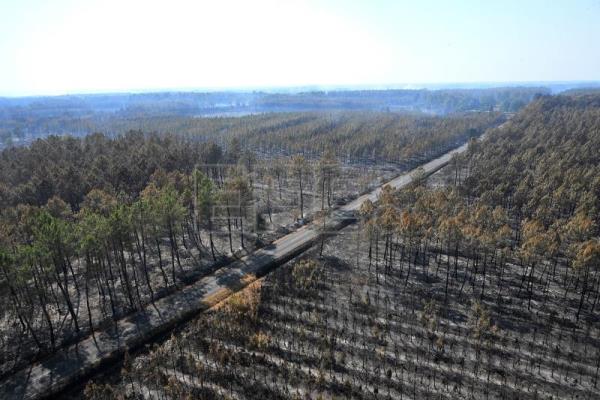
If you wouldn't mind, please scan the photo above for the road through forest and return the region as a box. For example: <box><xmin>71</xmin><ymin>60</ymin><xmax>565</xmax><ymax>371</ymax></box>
<box><xmin>0</xmin><ymin>138</ymin><xmax>474</xmax><ymax>400</ymax></box>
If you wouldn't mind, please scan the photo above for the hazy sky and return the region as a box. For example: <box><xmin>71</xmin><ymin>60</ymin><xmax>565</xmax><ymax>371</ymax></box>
<box><xmin>1</xmin><ymin>0</ymin><xmax>599</xmax><ymax>96</ymax></box>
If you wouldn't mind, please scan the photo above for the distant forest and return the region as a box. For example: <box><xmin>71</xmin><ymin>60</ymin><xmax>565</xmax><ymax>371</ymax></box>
<box><xmin>0</xmin><ymin>112</ymin><xmax>498</xmax><ymax>209</ymax></box>
<box><xmin>0</xmin><ymin>87</ymin><xmax>544</xmax><ymax>148</ymax></box>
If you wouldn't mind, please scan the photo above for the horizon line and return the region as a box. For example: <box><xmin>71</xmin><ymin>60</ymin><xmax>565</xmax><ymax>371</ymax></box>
<box><xmin>2</xmin><ymin>80</ymin><xmax>600</xmax><ymax>99</ymax></box>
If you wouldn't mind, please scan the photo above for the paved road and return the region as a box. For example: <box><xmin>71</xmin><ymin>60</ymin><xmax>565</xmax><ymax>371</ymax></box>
<box><xmin>342</xmin><ymin>141</ymin><xmax>469</xmax><ymax>211</ymax></box>
<box><xmin>0</xmin><ymin>141</ymin><xmax>472</xmax><ymax>400</ymax></box>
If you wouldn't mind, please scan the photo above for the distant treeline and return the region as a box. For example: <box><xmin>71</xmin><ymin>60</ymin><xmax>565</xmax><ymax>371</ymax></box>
<box><xmin>0</xmin><ymin>87</ymin><xmax>543</xmax><ymax>147</ymax></box>
<box><xmin>0</xmin><ymin>112</ymin><xmax>500</xmax><ymax>209</ymax></box>
<box><xmin>256</xmin><ymin>87</ymin><xmax>547</xmax><ymax>113</ymax></box>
